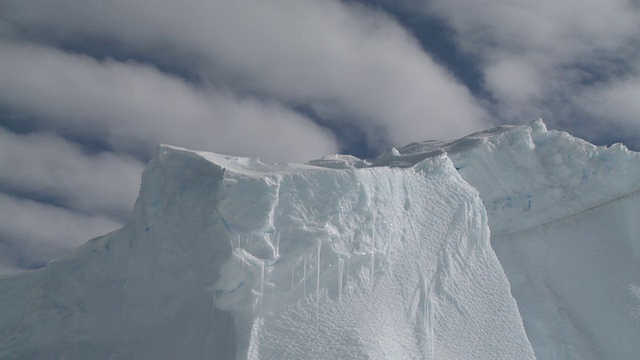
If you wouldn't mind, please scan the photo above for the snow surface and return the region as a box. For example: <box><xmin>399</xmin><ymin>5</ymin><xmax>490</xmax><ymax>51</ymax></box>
<box><xmin>0</xmin><ymin>120</ymin><xmax>638</xmax><ymax>359</ymax></box>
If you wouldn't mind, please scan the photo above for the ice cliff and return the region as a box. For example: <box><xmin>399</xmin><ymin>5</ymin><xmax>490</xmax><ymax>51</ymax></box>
<box><xmin>1</xmin><ymin>120</ymin><xmax>639</xmax><ymax>359</ymax></box>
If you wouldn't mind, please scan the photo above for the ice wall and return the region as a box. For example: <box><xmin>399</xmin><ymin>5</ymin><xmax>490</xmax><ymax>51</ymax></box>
<box><xmin>0</xmin><ymin>145</ymin><xmax>534</xmax><ymax>359</ymax></box>
<box><xmin>459</xmin><ymin>122</ymin><xmax>640</xmax><ymax>360</ymax></box>
<box><xmin>3</xmin><ymin>120</ymin><xmax>635</xmax><ymax>359</ymax></box>
<box><xmin>395</xmin><ymin>120</ymin><xmax>640</xmax><ymax>359</ymax></box>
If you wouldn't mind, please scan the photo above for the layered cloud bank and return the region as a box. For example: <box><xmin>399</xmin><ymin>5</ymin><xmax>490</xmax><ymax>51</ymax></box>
<box><xmin>1</xmin><ymin>0</ymin><xmax>639</xmax><ymax>282</ymax></box>
<box><xmin>0</xmin><ymin>121</ymin><xmax>638</xmax><ymax>359</ymax></box>
<box><xmin>2</xmin><ymin>0</ymin><xmax>491</xmax><ymax>146</ymax></box>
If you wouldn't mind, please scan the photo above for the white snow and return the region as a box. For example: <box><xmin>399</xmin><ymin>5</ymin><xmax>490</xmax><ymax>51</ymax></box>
<box><xmin>0</xmin><ymin>120</ymin><xmax>638</xmax><ymax>359</ymax></box>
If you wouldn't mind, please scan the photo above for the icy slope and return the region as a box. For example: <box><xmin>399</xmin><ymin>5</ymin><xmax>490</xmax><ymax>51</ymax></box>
<box><xmin>391</xmin><ymin>120</ymin><xmax>640</xmax><ymax>360</ymax></box>
<box><xmin>0</xmin><ymin>145</ymin><xmax>534</xmax><ymax>359</ymax></box>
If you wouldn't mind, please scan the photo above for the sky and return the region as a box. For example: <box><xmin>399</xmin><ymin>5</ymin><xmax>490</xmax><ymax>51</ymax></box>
<box><xmin>1</xmin><ymin>0</ymin><xmax>639</xmax><ymax>273</ymax></box>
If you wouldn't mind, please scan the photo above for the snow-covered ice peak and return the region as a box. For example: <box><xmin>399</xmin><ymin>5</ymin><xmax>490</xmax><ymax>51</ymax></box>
<box><xmin>0</xmin><ymin>143</ymin><xmax>534</xmax><ymax>359</ymax></box>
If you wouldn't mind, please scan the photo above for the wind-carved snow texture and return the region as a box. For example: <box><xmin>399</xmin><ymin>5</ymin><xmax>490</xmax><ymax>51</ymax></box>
<box><xmin>1</xmin><ymin>120</ymin><xmax>639</xmax><ymax>359</ymax></box>
<box><xmin>211</xmin><ymin>153</ymin><xmax>532</xmax><ymax>359</ymax></box>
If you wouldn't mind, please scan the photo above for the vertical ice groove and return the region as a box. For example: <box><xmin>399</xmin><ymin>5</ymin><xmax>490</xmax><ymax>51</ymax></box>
<box><xmin>241</xmin><ymin>237</ymin><xmax>248</xmax><ymax>272</ymax></box>
<box><xmin>346</xmin><ymin>253</ymin><xmax>351</xmax><ymax>290</ymax></box>
<box><xmin>211</xmin><ymin>289</ymin><xmax>216</xmax><ymax>317</ymax></box>
<box><xmin>276</xmin><ymin>230</ymin><xmax>281</xmax><ymax>257</ymax></box>
<box><xmin>450</xmin><ymin>257</ymin><xmax>454</xmax><ymax>291</ymax></box>
<box><xmin>225</xmin><ymin>258</ymin><xmax>229</xmax><ymax>285</ymax></box>
<box><xmin>418</xmin><ymin>271</ymin><xmax>435</xmax><ymax>360</ymax></box>
<box><xmin>316</xmin><ymin>240</ymin><xmax>321</xmax><ymax>330</ymax></box>
<box><xmin>329</xmin><ymin>198</ymin><xmax>333</xmax><ymax>219</ymax></box>
<box><xmin>291</xmin><ymin>258</ymin><xmax>295</xmax><ymax>294</ymax></box>
<box><xmin>371</xmin><ymin>216</ymin><xmax>376</xmax><ymax>290</ymax></box>
<box><xmin>380</xmin><ymin>231</ymin><xmax>392</xmax><ymax>281</ymax></box>
<box><xmin>338</xmin><ymin>252</ymin><xmax>343</xmax><ymax>302</ymax></box>
<box><xmin>427</xmin><ymin>273</ymin><xmax>435</xmax><ymax>359</ymax></box>
<box><xmin>422</xmin><ymin>274</ymin><xmax>427</xmax><ymax>354</ymax></box>
<box><xmin>303</xmin><ymin>256</ymin><xmax>307</xmax><ymax>298</ymax></box>
<box><xmin>260</xmin><ymin>260</ymin><xmax>265</xmax><ymax>312</ymax></box>
<box><xmin>429</xmin><ymin>289</ymin><xmax>434</xmax><ymax>359</ymax></box>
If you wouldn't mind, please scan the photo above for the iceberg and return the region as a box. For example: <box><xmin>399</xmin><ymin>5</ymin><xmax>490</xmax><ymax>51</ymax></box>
<box><xmin>0</xmin><ymin>120</ymin><xmax>638</xmax><ymax>359</ymax></box>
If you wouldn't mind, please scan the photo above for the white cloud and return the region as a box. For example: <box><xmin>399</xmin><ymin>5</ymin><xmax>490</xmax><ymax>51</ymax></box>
<box><xmin>0</xmin><ymin>41</ymin><xmax>338</xmax><ymax>163</ymax></box>
<box><xmin>426</xmin><ymin>0</ymin><xmax>639</xmax><ymax>58</ymax></box>
<box><xmin>422</xmin><ymin>0</ymin><xmax>640</xmax><ymax>136</ymax></box>
<box><xmin>0</xmin><ymin>192</ymin><xmax>124</xmax><ymax>268</ymax></box>
<box><xmin>485</xmin><ymin>56</ymin><xmax>544</xmax><ymax>105</ymax></box>
<box><xmin>579</xmin><ymin>75</ymin><xmax>640</xmax><ymax>138</ymax></box>
<box><xmin>0</xmin><ymin>127</ymin><xmax>144</xmax><ymax>218</ymax></box>
<box><xmin>3</xmin><ymin>0</ymin><xmax>491</xmax><ymax>146</ymax></box>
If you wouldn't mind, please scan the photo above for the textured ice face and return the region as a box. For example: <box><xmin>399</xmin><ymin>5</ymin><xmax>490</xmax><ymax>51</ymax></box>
<box><xmin>211</xmin><ymin>153</ymin><xmax>533</xmax><ymax>359</ymax></box>
<box><xmin>394</xmin><ymin>120</ymin><xmax>640</xmax><ymax>359</ymax></box>
<box><xmin>449</xmin><ymin>122</ymin><xmax>640</xmax><ymax>360</ymax></box>
<box><xmin>0</xmin><ymin>144</ymin><xmax>534</xmax><ymax>359</ymax></box>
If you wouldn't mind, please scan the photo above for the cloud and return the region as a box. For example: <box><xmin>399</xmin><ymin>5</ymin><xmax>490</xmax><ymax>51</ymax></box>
<box><xmin>0</xmin><ymin>192</ymin><xmax>124</xmax><ymax>271</ymax></box>
<box><xmin>426</xmin><ymin>0</ymin><xmax>639</xmax><ymax>57</ymax></box>
<box><xmin>0</xmin><ymin>41</ymin><xmax>339</xmax><ymax>163</ymax></box>
<box><xmin>0</xmin><ymin>127</ymin><xmax>144</xmax><ymax>218</ymax></box>
<box><xmin>484</xmin><ymin>56</ymin><xmax>544</xmax><ymax>105</ymax></box>
<box><xmin>3</xmin><ymin>0</ymin><xmax>491</xmax><ymax>146</ymax></box>
<box><xmin>577</xmin><ymin>74</ymin><xmax>640</xmax><ymax>144</ymax></box>
<box><xmin>419</xmin><ymin>0</ymin><xmax>640</xmax><ymax>143</ymax></box>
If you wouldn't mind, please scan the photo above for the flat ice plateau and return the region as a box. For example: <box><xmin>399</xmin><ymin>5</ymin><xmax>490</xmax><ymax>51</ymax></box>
<box><xmin>1</xmin><ymin>120</ymin><xmax>639</xmax><ymax>359</ymax></box>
